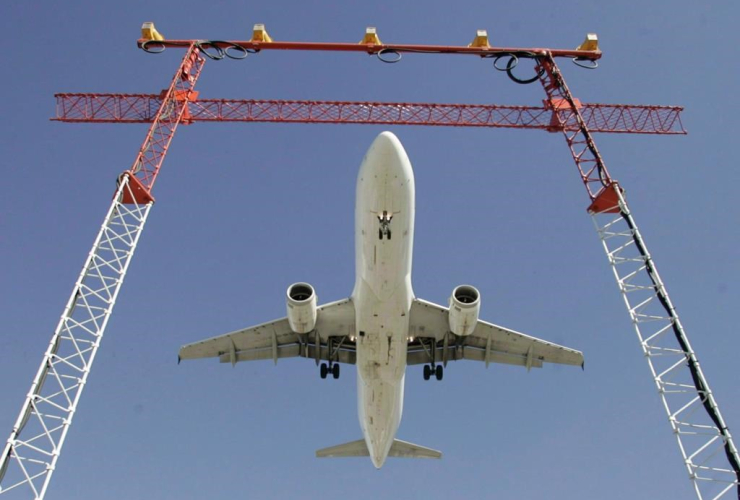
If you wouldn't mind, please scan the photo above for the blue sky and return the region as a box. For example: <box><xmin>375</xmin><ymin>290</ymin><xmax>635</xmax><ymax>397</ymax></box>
<box><xmin>1</xmin><ymin>1</ymin><xmax>739</xmax><ymax>499</ymax></box>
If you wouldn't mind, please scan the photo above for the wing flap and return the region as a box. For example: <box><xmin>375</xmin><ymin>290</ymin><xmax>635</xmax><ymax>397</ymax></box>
<box><xmin>460</xmin><ymin>344</ymin><xmax>544</xmax><ymax>368</ymax></box>
<box><xmin>406</xmin><ymin>345</ymin><xmax>543</xmax><ymax>368</ymax></box>
<box><xmin>305</xmin><ymin>345</ymin><xmax>357</xmax><ymax>365</ymax></box>
<box><xmin>218</xmin><ymin>344</ymin><xmax>301</xmax><ymax>364</ymax></box>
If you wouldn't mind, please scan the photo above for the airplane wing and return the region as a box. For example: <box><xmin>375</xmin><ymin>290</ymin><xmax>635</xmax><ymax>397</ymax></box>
<box><xmin>178</xmin><ymin>298</ymin><xmax>357</xmax><ymax>365</ymax></box>
<box><xmin>407</xmin><ymin>298</ymin><xmax>583</xmax><ymax>369</ymax></box>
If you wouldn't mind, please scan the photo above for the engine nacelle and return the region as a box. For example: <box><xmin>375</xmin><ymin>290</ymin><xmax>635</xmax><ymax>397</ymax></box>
<box><xmin>448</xmin><ymin>285</ymin><xmax>480</xmax><ymax>336</ymax></box>
<box><xmin>286</xmin><ymin>282</ymin><xmax>318</xmax><ymax>334</ymax></box>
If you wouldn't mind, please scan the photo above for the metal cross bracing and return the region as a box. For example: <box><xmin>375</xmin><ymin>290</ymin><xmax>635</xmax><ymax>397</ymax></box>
<box><xmin>537</xmin><ymin>56</ymin><xmax>616</xmax><ymax>204</ymax></box>
<box><xmin>537</xmin><ymin>54</ymin><xmax>740</xmax><ymax>499</ymax></box>
<box><xmin>0</xmin><ymin>30</ymin><xmax>736</xmax><ymax>500</ymax></box>
<box><xmin>0</xmin><ymin>177</ymin><xmax>152</xmax><ymax>498</ymax></box>
<box><xmin>592</xmin><ymin>195</ymin><xmax>740</xmax><ymax>500</ymax></box>
<box><xmin>0</xmin><ymin>43</ymin><xmax>204</xmax><ymax>499</ymax></box>
<box><xmin>52</xmin><ymin>94</ymin><xmax>686</xmax><ymax>135</ymax></box>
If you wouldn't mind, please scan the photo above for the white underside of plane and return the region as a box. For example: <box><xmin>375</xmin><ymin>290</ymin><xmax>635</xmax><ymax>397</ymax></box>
<box><xmin>179</xmin><ymin>131</ymin><xmax>584</xmax><ymax>468</ymax></box>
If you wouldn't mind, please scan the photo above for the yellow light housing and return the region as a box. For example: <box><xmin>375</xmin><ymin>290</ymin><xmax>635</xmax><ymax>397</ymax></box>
<box><xmin>141</xmin><ymin>22</ymin><xmax>164</xmax><ymax>41</ymax></box>
<box><xmin>252</xmin><ymin>23</ymin><xmax>273</xmax><ymax>43</ymax></box>
<box><xmin>468</xmin><ymin>29</ymin><xmax>490</xmax><ymax>48</ymax></box>
<box><xmin>576</xmin><ymin>33</ymin><xmax>599</xmax><ymax>52</ymax></box>
<box><xmin>360</xmin><ymin>27</ymin><xmax>382</xmax><ymax>45</ymax></box>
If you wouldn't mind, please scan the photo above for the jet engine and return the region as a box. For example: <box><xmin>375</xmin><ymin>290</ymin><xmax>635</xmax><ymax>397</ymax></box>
<box><xmin>448</xmin><ymin>285</ymin><xmax>480</xmax><ymax>336</ymax></box>
<box><xmin>286</xmin><ymin>282</ymin><xmax>318</xmax><ymax>334</ymax></box>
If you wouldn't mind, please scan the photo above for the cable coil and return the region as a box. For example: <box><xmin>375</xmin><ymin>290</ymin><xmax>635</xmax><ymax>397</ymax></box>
<box><xmin>483</xmin><ymin>52</ymin><xmax>544</xmax><ymax>85</ymax></box>
<box><xmin>376</xmin><ymin>48</ymin><xmax>402</xmax><ymax>63</ymax></box>
<box><xmin>142</xmin><ymin>39</ymin><xmax>256</xmax><ymax>60</ymax></box>
<box><xmin>141</xmin><ymin>40</ymin><xmax>166</xmax><ymax>54</ymax></box>
<box><xmin>572</xmin><ymin>57</ymin><xmax>598</xmax><ymax>69</ymax></box>
<box><xmin>195</xmin><ymin>40</ymin><xmax>255</xmax><ymax>60</ymax></box>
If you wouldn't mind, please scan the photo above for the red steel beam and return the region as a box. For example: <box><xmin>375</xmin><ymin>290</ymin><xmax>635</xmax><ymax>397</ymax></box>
<box><xmin>137</xmin><ymin>39</ymin><xmax>602</xmax><ymax>60</ymax></box>
<box><xmin>125</xmin><ymin>46</ymin><xmax>204</xmax><ymax>193</ymax></box>
<box><xmin>537</xmin><ymin>56</ymin><xmax>615</xmax><ymax>204</ymax></box>
<box><xmin>53</xmin><ymin>94</ymin><xmax>685</xmax><ymax>135</ymax></box>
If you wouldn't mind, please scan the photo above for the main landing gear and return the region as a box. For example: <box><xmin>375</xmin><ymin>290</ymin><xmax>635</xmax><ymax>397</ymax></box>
<box><xmin>423</xmin><ymin>364</ymin><xmax>443</xmax><ymax>381</ymax></box>
<box><xmin>320</xmin><ymin>362</ymin><xmax>340</xmax><ymax>380</ymax></box>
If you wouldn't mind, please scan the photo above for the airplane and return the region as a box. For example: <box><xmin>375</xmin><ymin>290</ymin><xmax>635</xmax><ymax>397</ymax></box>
<box><xmin>178</xmin><ymin>131</ymin><xmax>584</xmax><ymax>468</ymax></box>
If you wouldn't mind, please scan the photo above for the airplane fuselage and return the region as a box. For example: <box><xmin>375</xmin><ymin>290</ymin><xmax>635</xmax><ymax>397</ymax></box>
<box><xmin>178</xmin><ymin>131</ymin><xmax>585</xmax><ymax>468</ymax></box>
<box><xmin>351</xmin><ymin>132</ymin><xmax>415</xmax><ymax>468</ymax></box>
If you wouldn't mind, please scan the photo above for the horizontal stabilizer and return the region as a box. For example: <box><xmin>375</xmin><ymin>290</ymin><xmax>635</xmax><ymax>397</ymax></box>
<box><xmin>316</xmin><ymin>439</ymin><xmax>369</xmax><ymax>458</ymax></box>
<box><xmin>315</xmin><ymin>439</ymin><xmax>441</xmax><ymax>459</ymax></box>
<box><xmin>388</xmin><ymin>439</ymin><xmax>442</xmax><ymax>459</ymax></box>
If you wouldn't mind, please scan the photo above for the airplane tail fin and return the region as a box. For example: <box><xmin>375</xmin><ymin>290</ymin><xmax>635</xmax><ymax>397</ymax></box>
<box><xmin>315</xmin><ymin>439</ymin><xmax>441</xmax><ymax>459</ymax></box>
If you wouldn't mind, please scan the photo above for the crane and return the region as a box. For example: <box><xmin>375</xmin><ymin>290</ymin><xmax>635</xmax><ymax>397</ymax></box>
<box><xmin>1</xmin><ymin>24</ymin><xmax>737</xmax><ymax>500</ymax></box>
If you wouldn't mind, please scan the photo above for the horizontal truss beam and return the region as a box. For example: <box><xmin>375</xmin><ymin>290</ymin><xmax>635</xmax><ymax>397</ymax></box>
<box><xmin>53</xmin><ymin>94</ymin><xmax>685</xmax><ymax>135</ymax></box>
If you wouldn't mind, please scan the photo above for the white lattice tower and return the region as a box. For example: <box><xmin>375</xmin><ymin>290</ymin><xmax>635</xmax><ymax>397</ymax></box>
<box><xmin>0</xmin><ymin>177</ymin><xmax>152</xmax><ymax>498</ymax></box>
<box><xmin>592</xmin><ymin>188</ymin><xmax>740</xmax><ymax>500</ymax></box>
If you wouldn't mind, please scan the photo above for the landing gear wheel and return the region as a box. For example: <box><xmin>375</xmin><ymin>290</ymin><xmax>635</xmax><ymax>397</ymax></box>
<box><xmin>379</xmin><ymin>229</ymin><xmax>383</xmax><ymax>240</ymax></box>
<box><xmin>435</xmin><ymin>365</ymin><xmax>444</xmax><ymax>381</ymax></box>
<box><xmin>320</xmin><ymin>363</ymin><xmax>328</xmax><ymax>379</ymax></box>
<box><xmin>423</xmin><ymin>364</ymin><xmax>431</xmax><ymax>381</ymax></box>
<box><xmin>332</xmin><ymin>363</ymin><xmax>340</xmax><ymax>379</ymax></box>
<box><xmin>387</xmin><ymin>229</ymin><xmax>392</xmax><ymax>240</ymax></box>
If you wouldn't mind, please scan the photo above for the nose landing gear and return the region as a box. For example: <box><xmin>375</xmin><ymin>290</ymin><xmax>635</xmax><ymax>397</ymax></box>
<box><xmin>378</xmin><ymin>211</ymin><xmax>393</xmax><ymax>240</ymax></box>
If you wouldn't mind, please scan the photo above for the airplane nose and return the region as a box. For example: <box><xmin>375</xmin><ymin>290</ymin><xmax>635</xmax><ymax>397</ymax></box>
<box><xmin>372</xmin><ymin>130</ymin><xmax>401</xmax><ymax>150</ymax></box>
<box><xmin>367</xmin><ymin>131</ymin><xmax>407</xmax><ymax>168</ymax></box>
<box><xmin>375</xmin><ymin>130</ymin><xmax>400</xmax><ymax>146</ymax></box>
